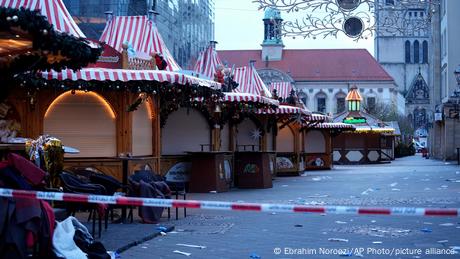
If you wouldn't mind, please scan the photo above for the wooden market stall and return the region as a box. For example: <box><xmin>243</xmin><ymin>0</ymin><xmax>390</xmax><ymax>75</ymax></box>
<box><xmin>192</xmin><ymin>44</ymin><xmax>280</xmax><ymax>190</ymax></box>
<box><xmin>2</xmin><ymin>5</ymin><xmax>222</xmax><ymax>186</ymax></box>
<box><xmin>0</xmin><ymin>0</ymin><xmax>101</xmax><ymax>159</ymax></box>
<box><xmin>332</xmin><ymin>86</ymin><xmax>395</xmax><ymax>164</ymax></box>
<box><xmin>302</xmin><ymin>120</ymin><xmax>355</xmax><ymax>170</ymax></box>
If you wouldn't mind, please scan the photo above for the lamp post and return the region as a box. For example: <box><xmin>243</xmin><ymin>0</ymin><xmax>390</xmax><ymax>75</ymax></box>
<box><xmin>455</xmin><ymin>65</ymin><xmax>460</xmax><ymax>86</ymax></box>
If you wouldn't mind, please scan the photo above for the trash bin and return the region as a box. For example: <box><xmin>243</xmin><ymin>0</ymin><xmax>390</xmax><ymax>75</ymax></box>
<box><xmin>188</xmin><ymin>152</ymin><xmax>233</xmax><ymax>193</ymax></box>
<box><xmin>234</xmin><ymin>151</ymin><xmax>275</xmax><ymax>189</ymax></box>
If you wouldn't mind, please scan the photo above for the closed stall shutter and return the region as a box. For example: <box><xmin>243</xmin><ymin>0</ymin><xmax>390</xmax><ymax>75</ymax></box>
<box><xmin>161</xmin><ymin>108</ymin><xmax>210</xmax><ymax>155</ymax></box>
<box><xmin>44</xmin><ymin>91</ymin><xmax>117</xmax><ymax>157</ymax></box>
<box><xmin>236</xmin><ymin>118</ymin><xmax>259</xmax><ymax>151</ymax></box>
<box><xmin>276</xmin><ymin>124</ymin><xmax>294</xmax><ymax>152</ymax></box>
<box><xmin>132</xmin><ymin>101</ymin><xmax>153</xmax><ymax>156</ymax></box>
<box><xmin>305</xmin><ymin>130</ymin><xmax>326</xmax><ymax>153</ymax></box>
<box><xmin>221</xmin><ymin>124</ymin><xmax>230</xmax><ymax>151</ymax></box>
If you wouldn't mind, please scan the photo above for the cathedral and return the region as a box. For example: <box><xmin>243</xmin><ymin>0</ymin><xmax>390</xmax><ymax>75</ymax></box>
<box><xmin>374</xmin><ymin>0</ymin><xmax>432</xmax><ymax>139</ymax></box>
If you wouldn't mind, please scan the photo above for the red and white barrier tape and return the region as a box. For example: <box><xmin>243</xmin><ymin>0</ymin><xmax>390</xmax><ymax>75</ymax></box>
<box><xmin>1</xmin><ymin>188</ymin><xmax>459</xmax><ymax>217</ymax></box>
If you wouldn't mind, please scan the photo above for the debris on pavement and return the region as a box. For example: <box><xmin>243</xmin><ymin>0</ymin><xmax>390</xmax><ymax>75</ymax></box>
<box><xmin>156</xmin><ymin>226</ymin><xmax>168</xmax><ymax>232</ymax></box>
<box><xmin>328</xmin><ymin>238</ymin><xmax>349</xmax><ymax>242</ymax></box>
<box><xmin>294</xmin><ymin>224</ymin><xmax>303</xmax><ymax>227</ymax></box>
<box><xmin>249</xmin><ymin>252</ymin><xmax>261</xmax><ymax>258</ymax></box>
<box><xmin>391</xmin><ymin>188</ymin><xmax>401</xmax><ymax>191</ymax></box>
<box><xmin>335</xmin><ymin>221</ymin><xmax>348</xmax><ymax>224</ymax></box>
<box><xmin>439</xmin><ymin>223</ymin><xmax>455</xmax><ymax>227</ymax></box>
<box><xmin>390</xmin><ymin>182</ymin><xmax>398</xmax><ymax>187</ymax></box>
<box><xmin>307</xmin><ymin>194</ymin><xmax>329</xmax><ymax>198</ymax></box>
<box><xmin>437</xmin><ymin>240</ymin><xmax>449</xmax><ymax>243</ymax></box>
<box><xmin>372</xmin><ymin>241</ymin><xmax>383</xmax><ymax>244</ymax></box>
<box><xmin>420</xmin><ymin>228</ymin><xmax>432</xmax><ymax>233</ymax></box>
<box><xmin>176</xmin><ymin>244</ymin><xmax>206</xmax><ymax>249</ymax></box>
<box><xmin>173</xmin><ymin>250</ymin><xmax>192</xmax><ymax>256</ymax></box>
<box><xmin>361</xmin><ymin>188</ymin><xmax>375</xmax><ymax>195</ymax></box>
<box><xmin>160</xmin><ymin>231</ymin><xmax>167</xmax><ymax>236</ymax></box>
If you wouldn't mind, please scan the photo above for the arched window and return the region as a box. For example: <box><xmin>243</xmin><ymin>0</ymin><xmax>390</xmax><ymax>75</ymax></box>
<box><xmin>315</xmin><ymin>92</ymin><xmax>327</xmax><ymax>113</ymax></box>
<box><xmin>335</xmin><ymin>92</ymin><xmax>346</xmax><ymax>113</ymax></box>
<box><xmin>405</xmin><ymin>40</ymin><xmax>411</xmax><ymax>63</ymax></box>
<box><xmin>414</xmin><ymin>40</ymin><xmax>420</xmax><ymax>63</ymax></box>
<box><xmin>422</xmin><ymin>40</ymin><xmax>428</xmax><ymax>63</ymax></box>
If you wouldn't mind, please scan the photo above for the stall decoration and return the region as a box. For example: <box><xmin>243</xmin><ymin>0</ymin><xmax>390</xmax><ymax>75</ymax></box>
<box><xmin>0</xmin><ymin>7</ymin><xmax>101</xmax><ymax>74</ymax></box>
<box><xmin>25</xmin><ymin>135</ymin><xmax>64</xmax><ymax>187</ymax></box>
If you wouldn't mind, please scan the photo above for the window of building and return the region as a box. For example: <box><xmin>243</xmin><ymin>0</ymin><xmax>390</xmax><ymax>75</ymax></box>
<box><xmin>367</xmin><ymin>97</ymin><xmax>376</xmax><ymax>113</ymax></box>
<box><xmin>414</xmin><ymin>40</ymin><xmax>420</xmax><ymax>63</ymax></box>
<box><xmin>405</xmin><ymin>40</ymin><xmax>411</xmax><ymax>63</ymax></box>
<box><xmin>385</xmin><ymin>0</ymin><xmax>395</xmax><ymax>5</ymax></box>
<box><xmin>317</xmin><ymin>96</ymin><xmax>326</xmax><ymax>113</ymax></box>
<box><xmin>336</xmin><ymin>97</ymin><xmax>345</xmax><ymax>113</ymax></box>
<box><xmin>414</xmin><ymin>11</ymin><xmax>417</xmax><ymax>17</ymax></box>
<box><xmin>422</xmin><ymin>41</ymin><xmax>428</xmax><ymax>63</ymax></box>
<box><xmin>408</xmin><ymin>12</ymin><xmax>412</xmax><ymax>18</ymax></box>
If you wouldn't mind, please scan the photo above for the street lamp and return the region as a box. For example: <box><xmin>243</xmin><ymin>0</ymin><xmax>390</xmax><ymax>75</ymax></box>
<box><xmin>455</xmin><ymin>65</ymin><xmax>460</xmax><ymax>86</ymax></box>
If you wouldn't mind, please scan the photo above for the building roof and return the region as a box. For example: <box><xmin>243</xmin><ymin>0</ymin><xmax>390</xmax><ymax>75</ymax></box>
<box><xmin>1</xmin><ymin>0</ymin><xmax>86</xmax><ymax>38</ymax></box>
<box><xmin>264</xmin><ymin>8</ymin><xmax>282</xmax><ymax>20</ymax></box>
<box><xmin>218</xmin><ymin>49</ymin><xmax>394</xmax><ymax>82</ymax></box>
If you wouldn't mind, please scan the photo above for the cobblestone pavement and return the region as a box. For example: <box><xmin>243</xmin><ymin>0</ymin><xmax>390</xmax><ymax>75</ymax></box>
<box><xmin>120</xmin><ymin>156</ymin><xmax>460</xmax><ymax>259</ymax></box>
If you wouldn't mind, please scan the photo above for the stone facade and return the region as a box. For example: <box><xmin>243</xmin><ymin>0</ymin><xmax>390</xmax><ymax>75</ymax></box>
<box><xmin>374</xmin><ymin>0</ymin><xmax>432</xmax><ymax>137</ymax></box>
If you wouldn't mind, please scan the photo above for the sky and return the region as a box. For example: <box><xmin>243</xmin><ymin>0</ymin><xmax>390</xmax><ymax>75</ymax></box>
<box><xmin>214</xmin><ymin>0</ymin><xmax>375</xmax><ymax>55</ymax></box>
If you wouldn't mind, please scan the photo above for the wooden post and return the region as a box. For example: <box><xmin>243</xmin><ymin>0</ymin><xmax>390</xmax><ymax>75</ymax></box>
<box><xmin>152</xmin><ymin>95</ymin><xmax>161</xmax><ymax>173</ymax></box>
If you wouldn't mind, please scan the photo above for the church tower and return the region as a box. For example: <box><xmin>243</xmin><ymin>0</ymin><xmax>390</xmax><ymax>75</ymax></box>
<box><xmin>261</xmin><ymin>8</ymin><xmax>284</xmax><ymax>61</ymax></box>
<box><xmin>374</xmin><ymin>0</ymin><xmax>431</xmax><ymax>136</ymax></box>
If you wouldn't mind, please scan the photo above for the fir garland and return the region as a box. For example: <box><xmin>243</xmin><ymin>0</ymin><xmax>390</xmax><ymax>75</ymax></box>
<box><xmin>0</xmin><ymin>7</ymin><xmax>102</xmax><ymax>74</ymax></box>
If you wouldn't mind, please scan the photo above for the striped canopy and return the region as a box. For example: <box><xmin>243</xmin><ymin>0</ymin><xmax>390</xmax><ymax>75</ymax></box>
<box><xmin>257</xmin><ymin>105</ymin><xmax>311</xmax><ymax>115</ymax></box>
<box><xmin>270</xmin><ymin>82</ymin><xmax>294</xmax><ymax>99</ymax></box>
<box><xmin>233</xmin><ymin>66</ymin><xmax>272</xmax><ymax>97</ymax></box>
<box><xmin>223</xmin><ymin>92</ymin><xmax>279</xmax><ymax>106</ymax></box>
<box><xmin>100</xmin><ymin>15</ymin><xmax>181</xmax><ymax>71</ymax></box>
<box><xmin>312</xmin><ymin>122</ymin><xmax>355</xmax><ymax>129</ymax></box>
<box><xmin>40</xmin><ymin>68</ymin><xmax>221</xmax><ymax>90</ymax></box>
<box><xmin>1</xmin><ymin>0</ymin><xmax>86</xmax><ymax>38</ymax></box>
<box><xmin>194</xmin><ymin>44</ymin><xmax>222</xmax><ymax>79</ymax></box>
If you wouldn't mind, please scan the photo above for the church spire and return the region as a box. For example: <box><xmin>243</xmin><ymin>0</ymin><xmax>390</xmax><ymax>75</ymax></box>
<box><xmin>261</xmin><ymin>8</ymin><xmax>284</xmax><ymax>61</ymax></box>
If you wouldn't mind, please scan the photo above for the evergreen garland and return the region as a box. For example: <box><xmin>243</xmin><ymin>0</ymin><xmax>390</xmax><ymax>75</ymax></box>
<box><xmin>0</xmin><ymin>7</ymin><xmax>102</xmax><ymax>74</ymax></box>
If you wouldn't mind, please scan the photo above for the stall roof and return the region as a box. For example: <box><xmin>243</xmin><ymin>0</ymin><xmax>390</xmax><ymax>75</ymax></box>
<box><xmin>100</xmin><ymin>15</ymin><xmax>181</xmax><ymax>71</ymax></box>
<box><xmin>257</xmin><ymin>105</ymin><xmax>310</xmax><ymax>115</ymax></box>
<box><xmin>312</xmin><ymin>122</ymin><xmax>356</xmax><ymax>129</ymax></box>
<box><xmin>194</xmin><ymin>44</ymin><xmax>222</xmax><ymax>80</ymax></box>
<box><xmin>233</xmin><ymin>65</ymin><xmax>272</xmax><ymax>97</ymax></box>
<box><xmin>1</xmin><ymin>0</ymin><xmax>86</xmax><ymax>38</ymax></box>
<box><xmin>270</xmin><ymin>82</ymin><xmax>293</xmax><ymax>99</ymax></box>
<box><xmin>223</xmin><ymin>92</ymin><xmax>278</xmax><ymax>106</ymax></box>
<box><xmin>40</xmin><ymin>67</ymin><xmax>221</xmax><ymax>89</ymax></box>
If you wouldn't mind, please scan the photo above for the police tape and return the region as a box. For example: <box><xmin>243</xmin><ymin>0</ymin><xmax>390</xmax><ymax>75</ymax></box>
<box><xmin>0</xmin><ymin>188</ymin><xmax>459</xmax><ymax>217</ymax></box>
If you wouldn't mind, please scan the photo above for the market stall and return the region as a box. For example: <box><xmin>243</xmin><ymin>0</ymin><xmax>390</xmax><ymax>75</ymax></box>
<box><xmin>2</xmin><ymin>6</ymin><xmax>222</xmax><ymax>184</ymax></box>
<box><xmin>332</xmin><ymin>86</ymin><xmax>394</xmax><ymax>164</ymax></box>
<box><xmin>264</xmin><ymin>82</ymin><xmax>311</xmax><ymax>176</ymax></box>
<box><xmin>303</xmin><ymin>121</ymin><xmax>355</xmax><ymax>170</ymax></box>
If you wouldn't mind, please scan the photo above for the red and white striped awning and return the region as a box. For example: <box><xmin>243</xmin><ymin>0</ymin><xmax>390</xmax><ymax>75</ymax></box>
<box><xmin>1</xmin><ymin>0</ymin><xmax>86</xmax><ymax>38</ymax></box>
<box><xmin>99</xmin><ymin>15</ymin><xmax>181</xmax><ymax>71</ymax></box>
<box><xmin>312</xmin><ymin>123</ymin><xmax>355</xmax><ymax>129</ymax></box>
<box><xmin>270</xmin><ymin>82</ymin><xmax>293</xmax><ymax>99</ymax></box>
<box><xmin>223</xmin><ymin>93</ymin><xmax>279</xmax><ymax>106</ymax></box>
<box><xmin>306</xmin><ymin>113</ymin><xmax>328</xmax><ymax>122</ymax></box>
<box><xmin>257</xmin><ymin>105</ymin><xmax>311</xmax><ymax>115</ymax></box>
<box><xmin>40</xmin><ymin>68</ymin><xmax>221</xmax><ymax>89</ymax></box>
<box><xmin>233</xmin><ymin>66</ymin><xmax>272</xmax><ymax>97</ymax></box>
<box><xmin>194</xmin><ymin>44</ymin><xmax>222</xmax><ymax>80</ymax></box>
